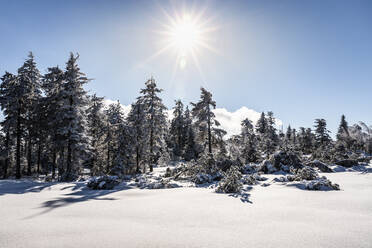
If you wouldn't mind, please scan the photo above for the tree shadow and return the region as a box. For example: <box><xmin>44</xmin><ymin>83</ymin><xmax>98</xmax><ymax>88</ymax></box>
<box><xmin>35</xmin><ymin>183</ymin><xmax>134</xmax><ymax>215</ymax></box>
<box><xmin>227</xmin><ymin>186</ymin><xmax>253</xmax><ymax>204</ymax></box>
<box><xmin>285</xmin><ymin>182</ymin><xmax>338</xmax><ymax>191</ymax></box>
<box><xmin>0</xmin><ymin>180</ymin><xmax>59</xmax><ymax>196</ymax></box>
<box><xmin>0</xmin><ymin>180</ymin><xmax>134</xmax><ymax>219</ymax></box>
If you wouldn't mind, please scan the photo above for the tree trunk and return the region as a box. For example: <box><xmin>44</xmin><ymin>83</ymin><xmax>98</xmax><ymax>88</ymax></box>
<box><xmin>27</xmin><ymin>135</ymin><xmax>32</xmax><ymax>176</ymax></box>
<box><xmin>37</xmin><ymin>142</ymin><xmax>41</xmax><ymax>174</ymax></box>
<box><xmin>107</xmin><ymin>124</ymin><xmax>110</xmax><ymax>174</ymax></box>
<box><xmin>207</xmin><ymin>105</ymin><xmax>212</xmax><ymax>154</ymax></box>
<box><xmin>66</xmin><ymin>96</ymin><xmax>73</xmax><ymax>177</ymax></box>
<box><xmin>150</xmin><ymin>127</ymin><xmax>153</xmax><ymax>172</ymax></box>
<box><xmin>52</xmin><ymin>148</ymin><xmax>56</xmax><ymax>179</ymax></box>
<box><xmin>58</xmin><ymin>147</ymin><xmax>65</xmax><ymax>180</ymax></box>
<box><xmin>3</xmin><ymin>130</ymin><xmax>10</xmax><ymax>179</ymax></box>
<box><xmin>136</xmin><ymin>146</ymin><xmax>140</xmax><ymax>173</ymax></box>
<box><xmin>66</xmin><ymin>138</ymin><xmax>72</xmax><ymax>176</ymax></box>
<box><xmin>16</xmin><ymin>106</ymin><xmax>21</xmax><ymax>179</ymax></box>
<box><xmin>107</xmin><ymin>141</ymin><xmax>110</xmax><ymax>174</ymax></box>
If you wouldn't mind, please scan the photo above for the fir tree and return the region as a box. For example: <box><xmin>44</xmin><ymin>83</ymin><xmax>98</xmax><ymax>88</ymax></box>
<box><xmin>256</xmin><ymin>112</ymin><xmax>267</xmax><ymax>135</ymax></box>
<box><xmin>139</xmin><ymin>78</ymin><xmax>168</xmax><ymax>172</ymax></box>
<box><xmin>0</xmin><ymin>72</ymin><xmax>18</xmax><ymax>178</ymax></box>
<box><xmin>191</xmin><ymin>87</ymin><xmax>218</xmax><ymax>155</ymax></box>
<box><xmin>60</xmin><ymin>53</ymin><xmax>90</xmax><ymax>180</ymax></box>
<box><xmin>87</xmin><ymin>94</ymin><xmax>106</xmax><ymax>174</ymax></box>
<box><xmin>126</xmin><ymin>99</ymin><xmax>147</xmax><ymax>173</ymax></box>
<box><xmin>42</xmin><ymin>66</ymin><xmax>65</xmax><ymax>178</ymax></box>
<box><xmin>314</xmin><ymin>119</ymin><xmax>331</xmax><ymax>147</ymax></box>
<box><xmin>240</xmin><ymin>118</ymin><xmax>258</xmax><ymax>163</ymax></box>
<box><xmin>17</xmin><ymin>52</ymin><xmax>42</xmax><ymax>176</ymax></box>
<box><xmin>170</xmin><ymin>99</ymin><xmax>185</xmax><ymax>157</ymax></box>
<box><xmin>104</xmin><ymin>101</ymin><xmax>125</xmax><ymax>173</ymax></box>
<box><xmin>183</xmin><ymin>106</ymin><xmax>198</xmax><ymax>161</ymax></box>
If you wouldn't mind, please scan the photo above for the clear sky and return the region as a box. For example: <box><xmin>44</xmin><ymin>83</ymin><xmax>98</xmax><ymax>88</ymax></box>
<box><xmin>0</xmin><ymin>0</ymin><xmax>371</xmax><ymax>135</ymax></box>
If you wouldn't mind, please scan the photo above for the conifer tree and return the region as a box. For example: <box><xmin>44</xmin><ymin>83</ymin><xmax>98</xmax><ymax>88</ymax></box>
<box><xmin>0</xmin><ymin>72</ymin><xmax>18</xmax><ymax>178</ymax></box>
<box><xmin>183</xmin><ymin>106</ymin><xmax>198</xmax><ymax>161</ymax></box>
<box><xmin>191</xmin><ymin>87</ymin><xmax>218</xmax><ymax>155</ymax></box>
<box><xmin>42</xmin><ymin>66</ymin><xmax>65</xmax><ymax>178</ymax></box>
<box><xmin>104</xmin><ymin>101</ymin><xmax>124</xmax><ymax>173</ymax></box>
<box><xmin>170</xmin><ymin>100</ymin><xmax>185</xmax><ymax>157</ymax></box>
<box><xmin>336</xmin><ymin>115</ymin><xmax>352</xmax><ymax>150</ymax></box>
<box><xmin>255</xmin><ymin>112</ymin><xmax>267</xmax><ymax>135</ymax></box>
<box><xmin>139</xmin><ymin>78</ymin><xmax>168</xmax><ymax>172</ymax></box>
<box><xmin>126</xmin><ymin>99</ymin><xmax>147</xmax><ymax>173</ymax></box>
<box><xmin>17</xmin><ymin>52</ymin><xmax>42</xmax><ymax>176</ymax></box>
<box><xmin>240</xmin><ymin>118</ymin><xmax>258</xmax><ymax>163</ymax></box>
<box><xmin>314</xmin><ymin>119</ymin><xmax>331</xmax><ymax>147</ymax></box>
<box><xmin>87</xmin><ymin>94</ymin><xmax>106</xmax><ymax>173</ymax></box>
<box><xmin>60</xmin><ymin>53</ymin><xmax>90</xmax><ymax>180</ymax></box>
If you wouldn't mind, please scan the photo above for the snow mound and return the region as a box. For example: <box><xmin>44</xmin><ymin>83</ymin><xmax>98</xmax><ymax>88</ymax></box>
<box><xmin>87</xmin><ymin>176</ymin><xmax>120</xmax><ymax>190</ymax></box>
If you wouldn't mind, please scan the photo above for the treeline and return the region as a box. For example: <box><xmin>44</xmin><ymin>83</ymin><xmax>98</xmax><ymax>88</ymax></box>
<box><xmin>0</xmin><ymin>52</ymin><xmax>371</xmax><ymax>180</ymax></box>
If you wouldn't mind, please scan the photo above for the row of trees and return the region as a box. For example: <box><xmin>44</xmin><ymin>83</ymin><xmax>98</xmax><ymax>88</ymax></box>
<box><xmin>0</xmin><ymin>52</ymin><xmax>371</xmax><ymax>180</ymax></box>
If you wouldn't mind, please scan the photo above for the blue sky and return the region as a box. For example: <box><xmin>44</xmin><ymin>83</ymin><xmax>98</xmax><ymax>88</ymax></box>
<box><xmin>0</xmin><ymin>0</ymin><xmax>371</xmax><ymax>135</ymax></box>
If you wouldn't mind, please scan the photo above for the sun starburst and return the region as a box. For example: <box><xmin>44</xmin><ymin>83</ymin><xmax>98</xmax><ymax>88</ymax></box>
<box><xmin>148</xmin><ymin>8</ymin><xmax>218</xmax><ymax>73</ymax></box>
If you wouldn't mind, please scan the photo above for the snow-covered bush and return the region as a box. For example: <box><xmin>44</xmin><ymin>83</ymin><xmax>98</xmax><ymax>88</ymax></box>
<box><xmin>146</xmin><ymin>179</ymin><xmax>180</xmax><ymax>189</ymax></box>
<box><xmin>258</xmin><ymin>160</ymin><xmax>277</xmax><ymax>174</ymax></box>
<box><xmin>164</xmin><ymin>167</ymin><xmax>172</xmax><ymax>177</ymax></box>
<box><xmin>243</xmin><ymin>163</ymin><xmax>257</xmax><ymax>174</ymax></box>
<box><xmin>295</xmin><ymin>166</ymin><xmax>318</xmax><ymax>181</ymax></box>
<box><xmin>334</xmin><ymin>159</ymin><xmax>358</xmax><ymax>168</ymax></box>
<box><xmin>197</xmin><ymin>153</ymin><xmax>219</xmax><ymax>175</ymax></box>
<box><xmin>216</xmin><ymin>166</ymin><xmax>242</xmax><ymax>193</ymax></box>
<box><xmin>306</xmin><ymin>160</ymin><xmax>333</xmax><ymax>173</ymax></box>
<box><xmin>269</xmin><ymin>150</ymin><xmax>303</xmax><ymax>171</ymax></box>
<box><xmin>87</xmin><ymin>176</ymin><xmax>120</xmax><ymax>190</ymax></box>
<box><xmin>241</xmin><ymin>175</ymin><xmax>257</xmax><ymax>185</ymax></box>
<box><xmin>305</xmin><ymin>177</ymin><xmax>340</xmax><ymax>191</ymax></box>
<box><xmin>193</xmin><ymin>173</ymin><xmax>213</xmax><ymax>184</ymax></box>
<box><xmin>60</xmin><ymin>172</ymin><xmax>79</xmax><ymax>182</ymax></box>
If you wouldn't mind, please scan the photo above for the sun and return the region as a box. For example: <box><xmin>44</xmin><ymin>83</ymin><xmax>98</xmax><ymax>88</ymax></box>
<box><xmin>151</xmin><ymin>9</ymin><xmax>217</xmax><ymax>71</ymax></box>
<box><xmin>169</xmin><ymin>14</ymin><xmax>201</xmax><ymax>56</ymax></box>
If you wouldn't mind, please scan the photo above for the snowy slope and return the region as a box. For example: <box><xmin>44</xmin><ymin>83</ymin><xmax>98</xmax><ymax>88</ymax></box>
<box><xmin>0</xmin><ymin>172</ymin><xmax>371</xmax><ymax>248</ymax></box>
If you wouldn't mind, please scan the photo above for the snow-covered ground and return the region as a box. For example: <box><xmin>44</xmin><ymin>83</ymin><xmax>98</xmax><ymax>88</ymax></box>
<box><xmin>1</xmin><ymin>171</ymin><xmax>372</xmax><ymax>248</ymax></box>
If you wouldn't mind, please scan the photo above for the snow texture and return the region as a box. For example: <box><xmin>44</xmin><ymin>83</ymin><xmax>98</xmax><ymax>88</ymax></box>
<box><xmin>1</xmin><ymin>171</ymin><xmax>371</xmax><ymax>248</ymax></box>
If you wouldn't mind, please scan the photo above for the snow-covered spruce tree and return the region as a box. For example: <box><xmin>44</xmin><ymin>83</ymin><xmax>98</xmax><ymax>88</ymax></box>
<box><xmin>0</xmin><ymin>70</ymin><xmax>29</xmax><ymax>179</ymax></box>
<box><xmin>104</xmin><ymin>101</ymin><xmax>125</xmax><ymax>174</ymax></box>
<box><xmin>314</xmin><ymin>119</ymin><xmax>331</xmax><ymax>147</ymax></box>
<box><xmin>297</xmin><ymin>127</ymin><xmax>314</xmax><ymax>154</ymax></box>
<box><xmin>358</xmin><ymin>122</ymin><xmax>372</xmax><ymax>155</ymax></box>
<box><xmin>348</xmin><ymin>122</ymin><xmax>372</xmax><ymax>154</ymax></box>
<box><xmin>216</xmin><ymin>165</ymin><xmax>242</xmax><ymax>193</ymax></box>
<box><xmin>0</xmin><ymin>72</ymin><xmax>18</xmax><ymax>178</ymax></box>
<box><xmin>32</xmin><ymin>94</ymin><xmax>49</xmax><ymax>174</ymax></box>
<box><xmin>255</xmin><ymin>111</ymin><xmax>278</xmax><ymax>158</ymax></box>
<box><xmin>285</xmin><ymin>125</ymin><xmax>292</xmax><ymax>144</ymax></box>
<box><xmin>170</xmin><ymin>99</ymin><xmax>185</xmax><ymax>158</ymax></box>
<box><xmin>114</xmin><ymin>121</ymin><xmax>134</xmax><ymax>175</ymax></box>
<box><xmin>60</xmin><ymin>53</ymin><xmax>90</xmax><ymax>180</ymax></box>
<box><xmin>255</xmin><ymin>112</ymin><xmax>267</xmax><ymax>135</ymax></box>
<box><xmin>262</xmin><ymin>111</ymin><xmax>279</xmax><ymax>155</ymax></box>
<box><xmin>42</xmin><ymin>66</ymin><xmax>66</xmax><ymax>178</ymax></box>
<box><xmin>191</xmin><ymin>87</ymin><xmax>218</xmax><ymax>156</ymax></box>
<box><xmin>240</xmin><ymin>118</ymin><xmax>258</xmax><ymax>163</ymax></box>
<box><xmin>183</xmin><ymin>106</ymin><xmax>198</xmax><ymax>161</ymax></box>
<box><xmin>139</xmin><ymin>78</ymin><xmax>168</xmax><ymax>172</ymax></box>
<box><xmin>86</xmin><ymin>94</ymin><xmax>106</xmax><ymax>174</ymax></box>
<box><xmin>313</xmin><ymin>118</ymin><xmax>333</xmax><ymax>161</ymax></box>
<box><xmin>17</xmin><ymin>52</ymin><xmax>42</xmax><ymax>176</ymax></box>
<box><xmin>212</xmin><ymin>127</ymin><xmax>227</xmax><ymax>160</ymax></box>
<box><xmin>126</xmin><ymin>99</ymin><xmax>147</xmax><ymax>173</ymax></box>
<box><xmin>336</xmin><ymin>115</ymin><xmax>353</xmax><ymax>152</ymax></box>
